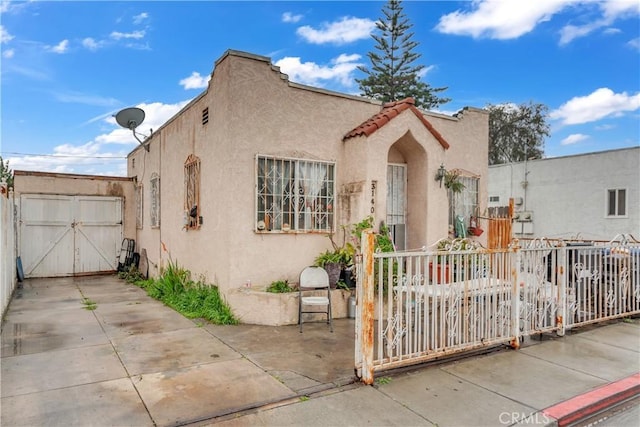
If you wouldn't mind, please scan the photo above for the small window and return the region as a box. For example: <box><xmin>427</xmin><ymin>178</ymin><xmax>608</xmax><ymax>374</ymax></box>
<box><xmin>256</xmin><ymin>155</ymin><xmax>335</xmax><ymax>232</ymax></box>
<box><xmin>132</xmin><ymin>158</ymin><xmax>135</xmax><ymax>169</ymax></box>
<box><xmin>202</xmin><ymin>107</ymin><xmax>209</xmax><ymax>125</ymax></box>
<box><xmin>489</xmin><ymin>195</ymin><xmax>500</xmax><ymax>203</ymax></box>
<box><xmin>184</xmin><ymin>155</ymin><xmax>201</xmax><ymax>229</ymax></box>
<box><xmin>150</xmin><ymin>173</ymin><xmax>160</xmax><ymax>228</ymax></box>
<box><xmin>136</xmin><ymin>184</ymin><xmax>143</xmax><ymax>229</ymax></box>
<box><xmin>607</xmin><ymin>189</ymin><xmax>626</xmax><ymax>217</ymax></box>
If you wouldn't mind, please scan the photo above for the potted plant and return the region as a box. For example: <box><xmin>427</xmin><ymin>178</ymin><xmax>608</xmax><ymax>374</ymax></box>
<box><xmin>314</xmin><ymin>250</ymin><xmax>344</xmax><ymax>288</ymax></box>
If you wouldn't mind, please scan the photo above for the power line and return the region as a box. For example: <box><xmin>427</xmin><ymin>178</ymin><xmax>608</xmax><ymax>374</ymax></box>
<box><xmin>1</xmin><ymin>152</ymin><xmax>127</xmax><ymax>159</ymax></box>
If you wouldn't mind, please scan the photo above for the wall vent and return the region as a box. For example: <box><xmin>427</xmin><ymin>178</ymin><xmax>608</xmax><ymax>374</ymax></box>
<box><xmin>202</xmin><ymin>107</ymin><xmax>209</xmax><ymax>125</ymax></box>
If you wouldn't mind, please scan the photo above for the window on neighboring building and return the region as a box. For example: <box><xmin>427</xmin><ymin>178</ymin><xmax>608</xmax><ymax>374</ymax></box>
<box><xmin>607</xmin><ymin>188</ymin><xmax>626</xmax><ymax>217</ymax></box>
<box><xmin>184</xmin><ymin>154</ymin><xmax>201</xmax><ymax>229</ymax></box>
<box><xmin>150</xmin><ymin>173</ymin><xmax>160</xmax><ymax>228</ymax></box>
<box><xmin>256</xmin><ymin>155</ymin><xmax>335</xmax><ymax>232</ymax></box>
<box><xmin>489</xmin><ymin>195</ymin><xmax>500</xmax><ymax>203</ymax></box>
<box><xmin>136</xmin><ymin>184</ymin><xmax>143</xmax><ymax>229</ymax></box>
<box><xmin>448</xmin><ymin>174</ymin><xmax>479</xmax><ymax>231</ymax></box>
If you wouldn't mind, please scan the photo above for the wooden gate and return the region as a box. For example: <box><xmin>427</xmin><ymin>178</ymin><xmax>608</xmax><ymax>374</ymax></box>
<box><xmin>487</xmin><ymin>199</ymin><xmax>514</xmax><ymax>249</ymax></box>
<box><xmin>19</xmin><ymin>195</ymin><xmax>123</xmax><ymax>277</ymax></box>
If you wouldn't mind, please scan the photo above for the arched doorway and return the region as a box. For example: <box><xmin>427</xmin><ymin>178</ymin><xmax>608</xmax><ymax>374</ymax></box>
<box><xmin>386</xmin><ymin>131</ymin><xmax>428</xmax><ymax>251</ymax></box>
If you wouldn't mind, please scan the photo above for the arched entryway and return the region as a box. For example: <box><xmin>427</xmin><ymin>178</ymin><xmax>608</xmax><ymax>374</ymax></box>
<box><xmin>386</xmin><ymin>131</ymin><xmax>428</xmax><ymax>251</ymax></box>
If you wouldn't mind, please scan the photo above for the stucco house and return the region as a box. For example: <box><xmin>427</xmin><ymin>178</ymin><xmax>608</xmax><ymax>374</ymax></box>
<box><xmin>127</xmin><ymin>50</ymin><xmax>489</xmax><ymax>324</ymax></box>
<box><xmin>488</xmin><ymin>147</ymin><xmax>640</xmax><ymax>241</ymax></box>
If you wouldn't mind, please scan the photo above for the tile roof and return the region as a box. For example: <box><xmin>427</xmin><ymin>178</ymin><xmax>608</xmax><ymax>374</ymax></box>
<box><xmin>343</xmin><ymin>97</ymin><xmax>450</xmax><ymax>149</ymax></box>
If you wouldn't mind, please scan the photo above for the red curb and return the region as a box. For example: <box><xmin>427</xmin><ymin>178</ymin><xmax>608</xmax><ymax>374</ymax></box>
<box><xmin>542</xmin><ymin>372</ymin><xmax>640</xmax><ymax>426</ymax></box>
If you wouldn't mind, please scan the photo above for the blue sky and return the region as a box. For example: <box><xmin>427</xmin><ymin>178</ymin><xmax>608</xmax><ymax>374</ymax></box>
<box><xmin>1</xmin><ymin>0</ymin><xmax>639</xmax><ymax>176</ymax></box>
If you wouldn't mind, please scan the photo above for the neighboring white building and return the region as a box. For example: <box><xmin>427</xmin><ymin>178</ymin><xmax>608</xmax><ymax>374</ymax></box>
<box><xmin>488</xmin><ymin>147</ymin><xmax>640</xmax><ymax>241</ymax></box>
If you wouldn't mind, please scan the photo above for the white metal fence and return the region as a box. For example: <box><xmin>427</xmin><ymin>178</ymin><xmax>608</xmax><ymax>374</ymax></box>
<box><xmin>1</xmin><ymin>189</ymin><xmax>17</xmax><ymax>319</ymax></box>
<box><xmin>355</xmin><ymin>232</ymin><xmax>640</xmax><ymax>384</ymax></box>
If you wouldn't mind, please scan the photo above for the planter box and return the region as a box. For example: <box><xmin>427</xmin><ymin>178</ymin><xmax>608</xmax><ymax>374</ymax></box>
<box><xmin>226</xmin><ymin>287</ymin><xmax>351</xmax><ymax>326</ymax></box>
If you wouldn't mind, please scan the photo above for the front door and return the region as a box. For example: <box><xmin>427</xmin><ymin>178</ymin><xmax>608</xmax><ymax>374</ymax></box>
<box><xmin>386</xmin><ymin>164</ymin><xmax>406</xmax><ymax>250</ymax></box>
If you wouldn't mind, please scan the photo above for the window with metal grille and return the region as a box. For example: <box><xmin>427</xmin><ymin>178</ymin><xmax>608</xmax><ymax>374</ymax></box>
<box><xmin>184</xmin><ymin>155</ymin><xmax>201</xmax><ymax>229</ymax></box>
<box><xmin>448</xmin><ymin>174</ymin><xmax>479</xmax><ymax>230</ymax></box>
<box><xmin>150</xmin><ymin>173</ymin><xmax>160</xmax><ymax>228</ymax></box>
<box><xmin>489</xmin><ymin>195</ymin><xmax>500</xmax><ymax>203</ymax></box>
<box><xmin>136</xmin><ymin>184</ymin><xmax>143</xmax><ymax>229</ymax></box>
<box><xmin>202</xmin><ymin>107</ymin><xmax>209</xmax><ymax>125</ymax></box>
<box><xmin>606</xmin><ymin>188</ymin><xmax>626</xmax><ymax>217</ymax></box>
<box><xmin>256</xmin><ymin>155</ymin><xmax>335</xmax><ymax>232</ymax></box>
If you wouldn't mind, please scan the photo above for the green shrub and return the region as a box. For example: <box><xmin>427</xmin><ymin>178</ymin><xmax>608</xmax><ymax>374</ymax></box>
<box><xmin>266</xmin><ymin>280</ymin><xmax>294</xmax><ymax>293</ymax></box>
<box><xmin>121</xmin><ymin>260</ymin><xmax>238</xmax><ymax>325</ymax></box>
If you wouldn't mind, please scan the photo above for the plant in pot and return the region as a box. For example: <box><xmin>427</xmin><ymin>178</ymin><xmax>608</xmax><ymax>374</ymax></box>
<box><xmin>314</xmin><ymin>250</ymin><xmax>344</xmax><ymax>289</ymax></box>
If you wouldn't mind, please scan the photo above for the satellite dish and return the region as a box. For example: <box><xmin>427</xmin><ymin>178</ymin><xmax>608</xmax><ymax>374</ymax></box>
<box><xmin>115</xmin><ymin>107</ymin><xmax>145</xmax><ymax>130</ymax></box>
<box><xmin>114</xmin><ymin>107</ymin><xmax>150</xmax><ymax>151</ymax></box>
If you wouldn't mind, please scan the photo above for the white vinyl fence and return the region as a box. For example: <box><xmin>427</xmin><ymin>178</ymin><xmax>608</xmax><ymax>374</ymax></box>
<box><xmin>355</xmin><ymin>233</ymin><xmax>640</xmax><ymax>384</ymax></box>
<box><xmin>1</xmin><ymin>188</ymin><xmax>17</xmax><ymax>319</ymax></box>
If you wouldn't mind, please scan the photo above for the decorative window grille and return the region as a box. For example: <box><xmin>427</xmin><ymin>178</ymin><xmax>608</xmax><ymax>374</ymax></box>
<box><xmin>136</xmin><ymin>184</ymin><xmax>143</xmax><ymax>229</ymax></box>
<box><xmin>184</xmin><ymin>154</ymin><xmax>201</xmax><ymax>229</ymax></box>
<box><xmin>607</xmin><ymin>188</ymin><xmax>626</xmax><ymax>217</ymax></box>
<box><xmin>256</xmin><ymin>155</ymin><xmax>335</xmax><ymax>232</ymax></box>
<box><xmin>448</xmin><ymin>174</ymin><xmax>479</xmax><ymax>229</ymax></box>
<box><xmin>202</xmin><ymin>107</ymin><xmax>209</xmax><ymax>125</ymax></box>
<box><xmin>150</xmin><ymin>173</ymin><xmax>160</xmax><ymax>228</ymax></box>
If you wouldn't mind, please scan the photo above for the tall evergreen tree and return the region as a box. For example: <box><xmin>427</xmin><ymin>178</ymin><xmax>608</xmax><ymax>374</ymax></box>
<box><xmin>487</xmin><ymin>102</ymin><xmax>549</xmax><ymax>165</ymax></box>
<box><xmin>357</xmin><ymin>0</ymin><xmax>450</xmax><ymax>110</ymax></box>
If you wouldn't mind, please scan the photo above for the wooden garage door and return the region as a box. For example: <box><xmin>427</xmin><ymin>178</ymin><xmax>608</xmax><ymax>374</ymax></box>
<box><xmin>19</xmin><ymin>195</ymin><xmax>123</xmax><ymax>278</ymax></box>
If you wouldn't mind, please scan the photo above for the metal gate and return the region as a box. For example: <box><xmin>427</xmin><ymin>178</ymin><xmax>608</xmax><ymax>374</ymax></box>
<box><xmin>19</xmin><ymin>194</ymin><xmax>123</xmax><ymax>278</ymax></box>
<box><xmin>355</xmin><ymin>232</ymin><xmax>640</xmax><ymax>384</ymax></box>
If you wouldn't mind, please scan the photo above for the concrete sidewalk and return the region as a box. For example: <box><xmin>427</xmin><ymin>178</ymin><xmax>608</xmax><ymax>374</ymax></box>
<box><xmin>1</xmin><ymin>276</ymin><xmax>638</xmax><ymax>427</ymax></box>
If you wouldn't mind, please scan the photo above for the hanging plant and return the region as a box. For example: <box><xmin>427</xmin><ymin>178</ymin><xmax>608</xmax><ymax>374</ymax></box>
<box><xmin>444</xmin><ymin>170</ymin><xmax>465</xmax><ymax>193</ymax></box>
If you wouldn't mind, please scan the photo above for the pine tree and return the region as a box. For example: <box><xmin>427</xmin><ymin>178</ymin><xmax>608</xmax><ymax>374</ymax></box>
<box><xmin>357</xmin><ymin>0</ymin><xmax>450</xmax><ymax>110</ymax></box>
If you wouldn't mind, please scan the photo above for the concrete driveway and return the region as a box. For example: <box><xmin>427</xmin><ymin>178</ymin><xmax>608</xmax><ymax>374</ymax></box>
<box><xmin>1</xmin><ymin>275</ymin><xmax>357</xmax><ymax>427</ymax></box>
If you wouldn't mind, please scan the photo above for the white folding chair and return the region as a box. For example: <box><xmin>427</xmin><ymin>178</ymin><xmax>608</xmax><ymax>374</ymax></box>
<box><xmin>298</xmin><ymin>266</ymin><xmax>333</xmax><ymax>333</ymax></box>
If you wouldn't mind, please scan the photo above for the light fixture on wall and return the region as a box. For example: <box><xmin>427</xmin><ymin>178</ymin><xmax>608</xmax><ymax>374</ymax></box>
<box><xmin>114</xmin><ymin>107</ymin><xmax>150</xmax><ymax>151</ymax></box>
<box><xmin>435</xmin><ymin>164</ymin><xmax>446</xmax><ymax>187</ymax></box>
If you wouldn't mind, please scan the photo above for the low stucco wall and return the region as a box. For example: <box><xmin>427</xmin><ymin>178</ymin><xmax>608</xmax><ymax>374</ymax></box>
<box><xmin>226</xmin><ymin>288</ymin><xmax>351</xmax><ymax>326</ymax></box>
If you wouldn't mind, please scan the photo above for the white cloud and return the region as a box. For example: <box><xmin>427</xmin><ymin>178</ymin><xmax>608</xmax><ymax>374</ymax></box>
<box><xmin>47</xmin><ymin>39</ymin><xmax>69</xmax><ymax>54</ymax></box>
<box><xmin>603</xmin><ymin>27</ymin><xmax>622</xmax><ymax>35</ymax></box>
<box><xmin>559</xmin><ymin>0</ymin><xmax>640</xmax><ymax>45</ymax></box>
<box><xmin>51</xmin><ymin>90</ymin><xmax>119</xmax><ymax>107</ymax></box>
<box><xmin>550</xmin><ymin>88</ymin><xmax>640</xmax><ymax>125</ymax></box>
<box><xmin>82</xmin><ymin>37</ymin><xmax>103</xmax><ymax>51</ymax></box>
<box><xmin>275</xmin><ymin>54</ymin><xmax>363</xmax><ymax>87</ymax></box>
<box><xmin>179</xmin><ymin>71</ymin><xmax>210</xmax><ymax>90</ymax></box>
<box><xmin>297</xmin><ymin>17</ymin><xmax>375</xmax><ymax>45</ymax></box>
<box><xmin>3</xmin><ymin>48</ymin><xmax>14</xmax><ymax>58</ymax></box>
<box><xmin>7</xmin><ymin>100</ymin><xmax>191</xmax><ymax>176</ymax></box>
<box><xmin>628</xmin><ymin>37</ymin><xmax>640</xmax><ymax>51</ymax></box>
<box><xmin>436</xmin><ymin>0</ymin><xmax>639</xmax><ymax>44</ymax></box>
<box><xmin>595</xmin><ymin>124</ymin><xmax>615</xmax><ymax>130</ymax></box>
<box><xmin>1</xmin><ymin>25</ymin><xmax>14</xmax><ymax>43</ymax></box>
<box><xmin>110</xmin><ymin>30</ymin><xmax>145</xmax><ymax>40</ymax></box>
<box><xmin>282</xmin><ymin>12</ymin><xmax>303</xmax><ymax>23</ymax></box>
<box><xmin>560</xmin><ymin>133</ymin><xmax>589</xmax><ymax>145</ymax></box>
<box><xmin>133</xmin><ymin>12</ymin><xmax>149</xmax><ymax>25</ymax></box>
<box><xmin>436</xmin><ymin>0</ymin><xmax>570</xmax><ymax>39</ymax></box>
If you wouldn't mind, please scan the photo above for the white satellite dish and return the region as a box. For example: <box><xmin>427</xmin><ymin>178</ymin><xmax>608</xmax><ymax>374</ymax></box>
<box><xmin>114</xmin><ymin>107</ymin><xmax>150</xmax><ymax>151</ymax></box>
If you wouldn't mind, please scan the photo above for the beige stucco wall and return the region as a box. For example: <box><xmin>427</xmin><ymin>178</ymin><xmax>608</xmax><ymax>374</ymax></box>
<box><xmin>13</xmin><ymin>171</ymin><xmax>136</xmax><ymax>240</ymax></box>
<box><xmin>128</xmin><ymin>50</ymin><xmax>489</xmax><ymax>323</ymax></box>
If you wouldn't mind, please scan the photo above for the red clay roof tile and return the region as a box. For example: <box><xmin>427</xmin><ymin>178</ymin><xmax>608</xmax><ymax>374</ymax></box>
<box><xmin>343</xmin><ymin>98</ymin><xmax>450</xmax><ymax>149</ymax></box>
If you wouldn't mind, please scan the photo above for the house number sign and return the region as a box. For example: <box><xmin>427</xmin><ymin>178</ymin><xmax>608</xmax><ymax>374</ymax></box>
<box><xmin>370</xmin><ymin>180</ymin><xmax>377</xmax><ymax>214</ymax></box>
